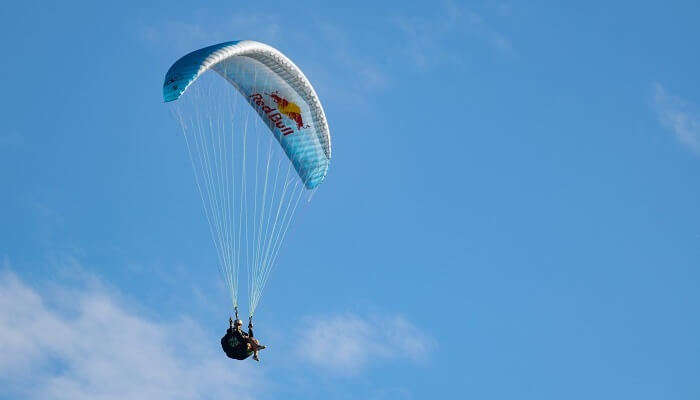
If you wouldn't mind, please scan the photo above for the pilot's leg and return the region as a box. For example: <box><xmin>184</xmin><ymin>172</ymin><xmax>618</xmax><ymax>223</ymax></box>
<box><xmin>251</xmin><ymin>338</ymin><xmax>266</xmax><ymax>351</ymax></box>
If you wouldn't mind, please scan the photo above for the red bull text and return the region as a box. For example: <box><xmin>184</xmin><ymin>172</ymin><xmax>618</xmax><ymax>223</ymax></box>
<box><xmin>249</xmin><ymin>92</ymin><xmax>307</xmax><ymax>135</ymax></box>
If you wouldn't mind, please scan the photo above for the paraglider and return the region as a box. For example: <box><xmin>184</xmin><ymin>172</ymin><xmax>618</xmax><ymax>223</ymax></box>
<box><xmin>221</xmin><ymin>309</ymin><xmax>267</xmax><ymax>361</ymax></box>
<box><xmin>163</xmin><ymin>40</ymin><xmax>331</xmax><ymax>361</ymax></box>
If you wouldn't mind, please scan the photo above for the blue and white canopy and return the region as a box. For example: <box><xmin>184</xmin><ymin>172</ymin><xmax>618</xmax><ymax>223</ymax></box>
<box><xmin>164</xmin><ymin>40</ymin><xmax>331</xmax><ymax>189</ymax></box>
<box><xmin>164</xmin><ymin>41</ymin><xmax>332</xmax><ymax>316</ymax></box>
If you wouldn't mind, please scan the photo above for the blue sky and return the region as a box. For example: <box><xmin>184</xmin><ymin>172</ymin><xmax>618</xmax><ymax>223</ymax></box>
<box><xmin>1</xmin><ymin>1</ymin><xmax>700</xmax><ymax>399</ymax></box>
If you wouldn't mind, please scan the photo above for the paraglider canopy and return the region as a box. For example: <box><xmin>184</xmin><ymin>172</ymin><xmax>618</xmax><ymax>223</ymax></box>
<box><xmin>164</xmin><ymin>40</ymin><xmax>331</xmax><ymax>189</ymax></box>
<box><xmin>164</xmin><ymin>40</ymin><xmax>331</xmax><ymax>318</ymax></box>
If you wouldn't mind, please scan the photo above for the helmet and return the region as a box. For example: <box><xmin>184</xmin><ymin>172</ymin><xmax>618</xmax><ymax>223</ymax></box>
<box><xmin>234</xmin><ymin>319</ymin><xmax>243</xmax><ymax>327</ymax></box>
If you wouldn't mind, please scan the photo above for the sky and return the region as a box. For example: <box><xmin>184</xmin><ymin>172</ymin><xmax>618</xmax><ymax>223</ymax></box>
<box><xmin>1</xmin><ymin>0</ymin><xmax>700</xmax><ymax>399</ymax></box>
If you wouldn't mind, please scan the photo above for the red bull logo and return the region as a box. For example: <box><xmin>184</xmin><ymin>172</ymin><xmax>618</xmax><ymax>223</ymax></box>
<box><xmin>267</xmin><ymin>91</ymin><xmax>309</xmax><ymax>130</ymax></box>
<box><xmin>248</xmin><ymin>91</ymin><xmax>309</xmax><ymax>137</ymax></box>
<box><xmin>249</xmin><ymin>93</ymin><xmax>295</xmax><ymax>135</ymax></box>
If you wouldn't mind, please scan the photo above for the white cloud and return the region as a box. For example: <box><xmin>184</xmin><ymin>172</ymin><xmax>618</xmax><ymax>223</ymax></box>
<box><xmin>0</xmin><ymin>270</ymin><xmax>263</xmax><ymax>400</ymax></box>
<box><xmin>653</xmin><ymin>83</ymin><xmax>700</xmax><ymax>155</ymax></box>
<box><xmin>296</xmin><ymin>313</ymin><xmax>433</xmax><ymax>373</ymax></box>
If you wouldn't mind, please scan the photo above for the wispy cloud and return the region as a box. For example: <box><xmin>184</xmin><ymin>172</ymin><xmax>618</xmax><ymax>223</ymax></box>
<box><xmin>133</xmin><ymin>11</ymin><xmax>387</xmax><ymax>107</ymax></box>
<box><xmin>653</xmin><ymin>83</ymin><xmax>700</xmax><ymax>155</ymax></box>
<box><xmin>296</xmin><ymin>313</ymin><xmax>434</xmax><ymax>373</ymax></box>
<box><xmin>134</xmin><ymin>3</ymin><xmax>514</xmax><ymax>108</ymax></box>
<box><xmin>0</xmin><ymin>268</ymin><xmax>263</xmax><ymax>400</ymax></box>
<box><xmin>496</xmin><ymin>3</ymin><xmax>514</xmax><ymax>17</ymax></box>
<box><xmin>0</xmin><ymin>130</ymin><xmax>23</xmax><ymax>147</ymax></box>
<box><xmin>135</xmin><ymin>13</ymin><xmax>282</xmax><ymax>52</ymax></box>
<box><xmin>394</xmin><ymin>1</ymin><xmax>515</xmax><ymax>68</ymax></box>
<box><xmin>316</xmin><ymin>22</ymin><xmax>390</xmax><ymax>92</ymax></box>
